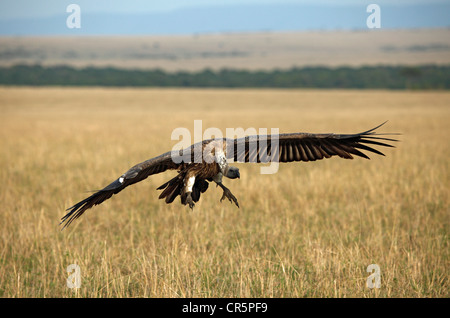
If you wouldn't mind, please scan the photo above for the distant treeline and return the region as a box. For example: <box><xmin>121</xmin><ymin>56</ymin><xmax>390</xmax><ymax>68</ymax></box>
<box><xmin>0</xmin><ymin>64</ymin><xmax>448</xmax><ymax>89</ymax></box>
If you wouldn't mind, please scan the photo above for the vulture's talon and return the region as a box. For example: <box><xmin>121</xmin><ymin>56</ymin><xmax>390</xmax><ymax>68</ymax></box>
<box><xmin>220</xmin><ymin>188</ymin><xmax>239</xmax><ymax>208</ymax></box>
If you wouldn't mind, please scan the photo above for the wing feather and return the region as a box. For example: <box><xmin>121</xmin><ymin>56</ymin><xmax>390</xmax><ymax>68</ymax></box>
<box><xmin>226</xmin><ymin>122</ymin><xmax>398</xmax><ymax>163</ymax></box>
<box><xmin>61</xmin><ymin>151</ymin><xmax>179</xmax><ymax>229</ymax></box>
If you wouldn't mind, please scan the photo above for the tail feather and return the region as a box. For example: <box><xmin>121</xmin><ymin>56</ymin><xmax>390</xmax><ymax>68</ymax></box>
<box><xmin>162</xmin><ymin>181</ymin><xmax>183</xmax><ymax>204</ymax></box>
<box><xmin>158</xmin><ymin>175</ymin><xmax>209</xmax><ymax>204</ymax></box>
<box><xmin>158</xmin><ymin>174</ymin><xmax>183</xmax><ymax>203</ymax></box>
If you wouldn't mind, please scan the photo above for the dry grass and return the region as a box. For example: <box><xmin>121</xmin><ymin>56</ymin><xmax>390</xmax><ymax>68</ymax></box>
<box><xmin>0</xmin><ymin>87</ymin><xmax>448</xmax><ymax>297</ymax></box>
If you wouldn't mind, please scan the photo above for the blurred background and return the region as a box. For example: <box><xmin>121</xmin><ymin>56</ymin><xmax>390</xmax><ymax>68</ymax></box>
<box><xmin>0</xmin><ymin>0</ymin><xmax>449</xmax><ymax>86</ymax></box>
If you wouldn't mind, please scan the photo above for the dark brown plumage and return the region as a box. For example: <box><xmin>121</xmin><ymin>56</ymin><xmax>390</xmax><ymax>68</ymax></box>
<box><xmin>61</xmin><ymin>122</ymin><xmax>398</xmax><ymax>229</ymax></box>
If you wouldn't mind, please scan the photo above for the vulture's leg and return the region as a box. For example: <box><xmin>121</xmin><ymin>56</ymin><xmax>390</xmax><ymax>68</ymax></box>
<box><xmin>184</xmin><ymin>176</ymin><xmax>196</xmax><ymax>209</ymax></box>
<box><xmin>185</xmin><ymin>193</ymin><xmax>195</xmax><ymax>209</ymax></box>
<box><xmin>216</xmin><ymin>182</ymin><xmax>239</xmax><ymax>208</ymax></box>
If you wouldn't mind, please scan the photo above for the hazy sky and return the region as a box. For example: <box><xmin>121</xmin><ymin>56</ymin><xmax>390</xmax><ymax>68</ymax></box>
<box><xmin>0</xmin><ymin>0</ymin><xmax>448</xmax><ymax>35</ymax></box>
<box><xmin>1</xmin><ymin>0</ymin><xmax>448</xmax><ymax>19</ymax></box>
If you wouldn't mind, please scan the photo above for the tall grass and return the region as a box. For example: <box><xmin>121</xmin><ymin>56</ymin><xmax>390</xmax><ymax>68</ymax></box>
<box><xmin>0</xmin><ymin>87</ymin><xmax>448</xmax><ymax>297</ymax></box>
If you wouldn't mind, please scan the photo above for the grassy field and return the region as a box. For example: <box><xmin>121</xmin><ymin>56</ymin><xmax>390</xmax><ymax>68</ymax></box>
<box><xmin>0</xmin><ymin>87</ymin><xmax>448</xmax><ymax>297</ymax></box>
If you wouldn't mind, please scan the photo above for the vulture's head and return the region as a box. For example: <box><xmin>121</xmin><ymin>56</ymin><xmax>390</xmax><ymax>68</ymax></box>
<box><xmin>225</xmin><ymin>166</ymin><xmax>240</xmax><ymax>179</ymax></box>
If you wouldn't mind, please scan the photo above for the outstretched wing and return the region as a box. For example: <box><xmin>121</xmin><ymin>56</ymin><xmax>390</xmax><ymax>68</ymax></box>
<box><xmin>62</xmin><ymin>122</ymin><xmax>398</xmax><ymax>229</ymax></box>
<box><xmin>225</xmin><ymin>122</ymin><xmax>399</xmax><ymax>163</ymax></box>
<box><xmin>61</xmin><ymin>151</ymin><xmax>179</xmax><ymax>229</ymax></box>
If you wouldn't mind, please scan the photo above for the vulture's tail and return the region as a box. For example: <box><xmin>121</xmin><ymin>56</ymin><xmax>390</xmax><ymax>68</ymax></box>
<box><xmin>158</xmin><ymin>174</ymin><xmax>209</xmax><ymax>205</ymax></box>
<box><xmin>157</xmin><ymin>175</ymin><xmax>184</xmax><ymax>204</ymax></box>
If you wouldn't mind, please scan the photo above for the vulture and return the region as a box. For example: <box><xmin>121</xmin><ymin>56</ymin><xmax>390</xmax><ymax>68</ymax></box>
<box><xmin>61</xmin><ymin>122</ymin><xmax>398</xmax><ymax>229</ymax></box>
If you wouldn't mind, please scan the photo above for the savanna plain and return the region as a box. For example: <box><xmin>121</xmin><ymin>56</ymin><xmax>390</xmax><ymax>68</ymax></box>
<box><xmin>0</xmin><ymin>87</ymin><xmax>448</xmax><ymax>297</ymax></box>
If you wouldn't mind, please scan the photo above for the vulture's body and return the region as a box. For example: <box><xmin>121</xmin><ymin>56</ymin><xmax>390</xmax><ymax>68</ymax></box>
<box><xmin>61</xmin><ymin>123</ymin><xmax>398</xmax><ymax>229</ymax></box>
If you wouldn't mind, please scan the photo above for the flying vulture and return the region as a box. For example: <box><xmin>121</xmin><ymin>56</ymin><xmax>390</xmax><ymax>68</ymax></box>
<box><xmin>61</xmin><ymin>122</ymin><xmax>398</xmax><ymax>229</ymax></box>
